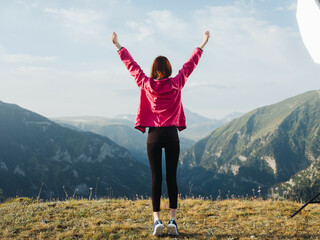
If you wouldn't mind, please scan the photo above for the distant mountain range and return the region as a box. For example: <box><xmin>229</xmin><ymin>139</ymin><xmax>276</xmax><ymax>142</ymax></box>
<box><xmin>52</xmin><ymin>116</ymin><xmax>150</xmax><ymax>165</ymax></box>
<box><xmin>181</xmin><ymin>109</ymin><xmax>225</xmax><ymax>140</ymax></box>
<box><xmin>0</xmin><ymin>101</ymin><xmax>241</xmax><ymax>200</ymax></box>
<box><xmin>179</xmin><ymin>90</ymin><xmax>320</xmax><ymax>200</ymax></box>
<box><xmin>113</xmin><ymin>110</ymin><xmax>244</xmax><ymax>143</ymax></box>
<box><xmin>51</xmin><ymin>109</ymin><xmax>239</xmax><ymax>166</ymax></box>
<box><xmin>2</xmin><ymin>90</ymin><xmax>319</xmax><ymax>202</ymax></box>
<box><xmin>0</xmin><ymin>101</ymin><xmax>151</xmax><ymax>200</ymax></box>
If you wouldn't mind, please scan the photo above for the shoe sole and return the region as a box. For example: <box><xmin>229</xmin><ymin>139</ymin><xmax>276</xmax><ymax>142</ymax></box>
<box><xmin>167</xmin><ymin>224</ymin><xmax>178</xmax><ymax>235</ymax></box>
<box><xmin>152</xmin><ymin>224</ymin><xmax>164</xmax><ymax>236</ymax></box>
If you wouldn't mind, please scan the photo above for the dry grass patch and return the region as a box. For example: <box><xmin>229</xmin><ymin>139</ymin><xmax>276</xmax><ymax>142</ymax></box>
<box><xmin>0</xmin><ymin>197</ymin><xmax>320</xmax><ymax>239</ymax></box>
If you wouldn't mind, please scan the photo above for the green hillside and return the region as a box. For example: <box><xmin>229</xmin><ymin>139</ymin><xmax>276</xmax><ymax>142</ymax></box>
<box><xmin>179</xmin><ymin>90</ymin><xmax>320</xmax><ymax>199</ymax></box>
<box><xmin>275</xmin><ymin>159</ymin><xmax>320</xmax><ymax>201</ymax></box>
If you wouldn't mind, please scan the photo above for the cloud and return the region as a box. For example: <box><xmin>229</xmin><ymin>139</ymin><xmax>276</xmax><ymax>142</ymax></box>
<box><xmin>146</xmin><ymin>10</ymin><xmax>188</xmax><ymax>37</ymax></box>
<box><xmin>193</xmin><ymin>4</ymin><xmax>303</xmax><ymax>78</ymax></box>
<box><xmin>17</xmin><ymin>66</ymin><xmax>52</xmax><ymax>73</ymax></box>
<box><xmin>14</xmin><ymin>0</ymin><xmax>38</xmax><ymax>8</ymax></box>
<box><xmin>276</xmin><ymin>2</ymin><xmax>297</xmax><ymax>11</ymax></box>
<box><xmin>44</xmin><ymin>8</ymin><xmax>105</xmax><ymax>40</ymax></box>
<box><xmin>44</xmin><ymin>8</ymin><xmax>103</xmax><ymax>25</ymax></box>
<box><xmin>0</xmin><ymin>43</ymin><xmax>59</xmax><ymax>64</ymax></box>
<box><xmin>1</xmin><ymin>1</ymin><xmax>319</xmax><ymax>119</ymax></box>
<box><xmin>13</xmin><ymin>67</ymin><xmax>113</xmax><ymax>84</ymax></box>
<box><xmin>186</xmin><ymin>81</ymin><xmax>230</xmax><ymax>89</ymax></box>
<box><xmin>0</xmin><ymin>44</ymin><xmax>6</xmax><ymax>55</ymax></box>
<box><xmin>0</xmin><ymin>54</ymin><xmax>59</xmax><ymax>63</ymax></box>
<box><xmin>179</xmin><ymin>2</ymin><xmax>320</xmax><ymax>118</ymax></box>
<box><xmin>125</xmin><ymin>21</ymin><xmax>154</xmax><ymax>41</ymax></box>
<box><xmin>121</xmin><ymin>2</ymin><xmax>318</xmax><ymax>118</ymax></box>
<box><xmin>124</xmin><ymin>9</ymin><xmax>188</xmax><ymax>42</ymax></box>
<box><xmin>0</xmin><ymin>64</ymin><xmax>139</xmax><ymax>117</ymax></box>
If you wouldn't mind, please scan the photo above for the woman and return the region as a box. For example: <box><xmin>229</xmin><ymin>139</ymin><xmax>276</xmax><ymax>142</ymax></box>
<box><xmin>111</xmin><ymin>30</ymin><xmax>210</xmax><ymax>236</ymax></box>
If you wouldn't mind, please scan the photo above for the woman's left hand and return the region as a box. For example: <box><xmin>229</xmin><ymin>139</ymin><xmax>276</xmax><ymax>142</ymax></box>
<box><xmin>111</xmin><ymin>32</ymin><xmax>122</xmax><ymax>50</ymax></box>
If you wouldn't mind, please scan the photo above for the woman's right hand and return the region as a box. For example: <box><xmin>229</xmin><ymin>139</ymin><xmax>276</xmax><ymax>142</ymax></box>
<box><xmin>199</xmin><ymin>30</ymin><xmax>210</xmax><ymax>50</ymax></box>
<box><xmin>203</xmin><ymin>30</ymin><xmax>210</xmax><ymax>43</ymax></box>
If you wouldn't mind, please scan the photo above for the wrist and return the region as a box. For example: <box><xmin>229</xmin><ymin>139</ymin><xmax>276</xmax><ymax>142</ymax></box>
<box><xmin>114</xmin><ymin>42</ymin><xmax>122</xmax><ymax>50</ymax></box>
<box><xmin>199</xmin><ymin>42</ymin><xmax>206</xmax><ymax>49</ymax></box>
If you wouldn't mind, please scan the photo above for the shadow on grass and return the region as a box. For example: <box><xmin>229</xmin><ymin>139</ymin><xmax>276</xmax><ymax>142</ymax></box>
<box><xmin>156</xmin><ymin>231</ymin><xmax>202</xmax><ymax>238</ymax></box>
<box><xmin>212</xmin><ymin>234</ymin><xmax>320</xmax><ymax>239</ymax></box>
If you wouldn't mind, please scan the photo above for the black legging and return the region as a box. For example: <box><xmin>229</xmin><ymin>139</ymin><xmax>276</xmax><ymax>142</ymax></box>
<box><xmin>147</xmin><ymin>127</ymin><xmax>180</xmax><ymax>212</ymax></box>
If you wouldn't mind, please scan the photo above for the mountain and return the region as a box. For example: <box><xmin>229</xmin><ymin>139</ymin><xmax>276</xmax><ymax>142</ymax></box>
<box><xmin>52</xmin><ymin>116</ymin><xmax>150</xmax><ymax>165</ymax></box>
<box><xmin>221</xmin><ymin>112</ymin><xmax>244</xmax><ymax>123</ymax></box>
<box><xmin>114</xmin><ymin>114</ymin><xmax>136</xmax><ymax>123</ymax></box>
<box><xmin>0</xmin><ymin>101</ymin><xmax>151</xmax><ymax>200</ymax></box>
<box><xmin>179</xmin><ymin>109</ymin><xmax>225</xmax><ymax>141</ymax></box>
<box><xmin>275</xmin><ymin>158</ymin><xmax>320</xmax><ymax>202</ymax></box>
<box><xmin>52</xmin><ymin>115</ymin><xmax>197</xmax><ymax>166</ymax></box>
<box><xmin>53</xmin><ymin>116</ymin><xmax>133</xmax><ymax>128</ymax></box>
<box><xmin>115</xmin><ymin>109</ymin><xmax>230</xmax><ymax>142</ymax></box>
<box><xmin>51</xmin><ymin>109</ymin><xmax>241</xmax><ymax>167</ymax></box>
<box><xmin>179</xmin><ymin>90</ymin><xmax>320</xmax><ymax>198</ymax></box>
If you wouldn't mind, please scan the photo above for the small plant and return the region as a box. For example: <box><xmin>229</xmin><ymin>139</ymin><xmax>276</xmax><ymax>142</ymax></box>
<box><xmin>72</xmin><ymin>188</ymin><xmax>78</xmax><ymax>199</ymax></box>
<box><xmin>283</xmin><ymin>190</ymin><xmax>288</xmax><ymax>200</ymax></box>
<box><xmin>62</xmin><ymin>186</ymin><xmax>68</xmax><ymax>199</ymax></box>
<box><xmin>188</xmin><ymin>181</ymin><xmax>193</xmax><ymax>197</ymax></box>
<box><xmin>217</xmin><ymin>189</ymin><xmax>221</xmax><ymax>201</ymax></box>
<box><xmin>89</xmin><ymin>187</ymin><xmax>93</xmax><ymax>201</ymax></box>
<box><xmin>95</xmin><ymin>177</ymin><xmax>100</xmax><ymax>199</ymax></box>
<box><xmin>106</xmin><ymin>186</ymin><xmax>113</xmax><ymax>198</ymax></box>
<box><xmin>226</xmin><ymin>190</ymin><xmax>231</xmax><ymax>199</ymax></box>
<box><xmin>257</xmin><ymin>186</ymin><xmax>261</xmax><ymax>199</ymax></box>
<box><xmin>36</xmin><ymin>181</ymin><xmax>44</xmax><ymax>201</ymax></box>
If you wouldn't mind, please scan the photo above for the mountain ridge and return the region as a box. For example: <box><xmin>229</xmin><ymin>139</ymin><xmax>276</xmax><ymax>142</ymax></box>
<box><xmin>50</xmin><ymin>108</ymin><xmax>231</xmax><ymax>165</ymax></box>
<box><xmin>179</xmin><ymin>90</ymin><xmax>320</xmax><ymax>199</ymax></box>
<box><xmin>0</xmin><ymin>101</ymin><xmax>151</xmax><ymax>200</ymax></box>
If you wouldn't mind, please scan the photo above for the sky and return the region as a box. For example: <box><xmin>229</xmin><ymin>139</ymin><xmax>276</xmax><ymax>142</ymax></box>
<box><xmin>1</xmin><ymin>0</ymin><xmax>320</xmax><ymax>119</ymax></box>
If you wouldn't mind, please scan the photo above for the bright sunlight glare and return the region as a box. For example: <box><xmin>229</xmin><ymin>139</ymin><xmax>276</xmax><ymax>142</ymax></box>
<box><xmin>297</xmin><ymin>0</ymin><xmax>320</xmax><ymax>64</ymax></box>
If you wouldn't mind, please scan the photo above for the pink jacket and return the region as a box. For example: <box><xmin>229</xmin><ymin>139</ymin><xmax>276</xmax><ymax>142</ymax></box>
<box><xmin>118</xmin><ymin>47</ymin><xmax>203</xmax><ymax>133</ymax></box>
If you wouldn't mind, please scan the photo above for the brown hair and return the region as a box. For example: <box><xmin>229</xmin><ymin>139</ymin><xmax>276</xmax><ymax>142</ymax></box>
<box><xmin>150</xmin><ymin>56</ymin><xmax>172</xmax><ymax>79</ymax></box>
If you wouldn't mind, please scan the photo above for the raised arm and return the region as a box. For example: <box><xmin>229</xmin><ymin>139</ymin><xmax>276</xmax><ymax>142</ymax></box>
<box><xmin>173</xmin><ymin>30</ymin><xmax>210</xmax><ymax>88</ymax></box>
<box><xmin>199</xmin><ymin>30</ymin><xmax>210</xmax><ymax>50</ymax></box>
<box><xmin>111</xmin><ymin>32</ymin><xmax>122</xmax><ymax>51</ymax></box>
<box><xmin>111</xmin><ymin>32</ymin><xmax>148</xmax><ymax>88</ymax></box>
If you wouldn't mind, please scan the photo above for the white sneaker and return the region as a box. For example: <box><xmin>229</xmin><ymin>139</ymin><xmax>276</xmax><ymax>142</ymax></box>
<box><xmin>152</xmin><ymin>219</ymin><xmax>164</xmax><ymax>236</ymax></box>
<box><xmin>167</xmin><ymin>218</ymin><xmax>178</xmax><ymax>235</ymax></box>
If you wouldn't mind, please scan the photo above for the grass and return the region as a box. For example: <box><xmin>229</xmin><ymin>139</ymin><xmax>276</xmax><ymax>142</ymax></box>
<box><xmin>1</xmin><ymin>197</ymin><xmax>320</xmax><ymax>239</ymax></box>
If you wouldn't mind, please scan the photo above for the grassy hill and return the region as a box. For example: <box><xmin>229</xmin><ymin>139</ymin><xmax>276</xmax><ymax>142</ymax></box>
<box><xmin>1</xmin><ymin>197</ymin><xmax>320</xmax><ymax>239</ymax></box>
